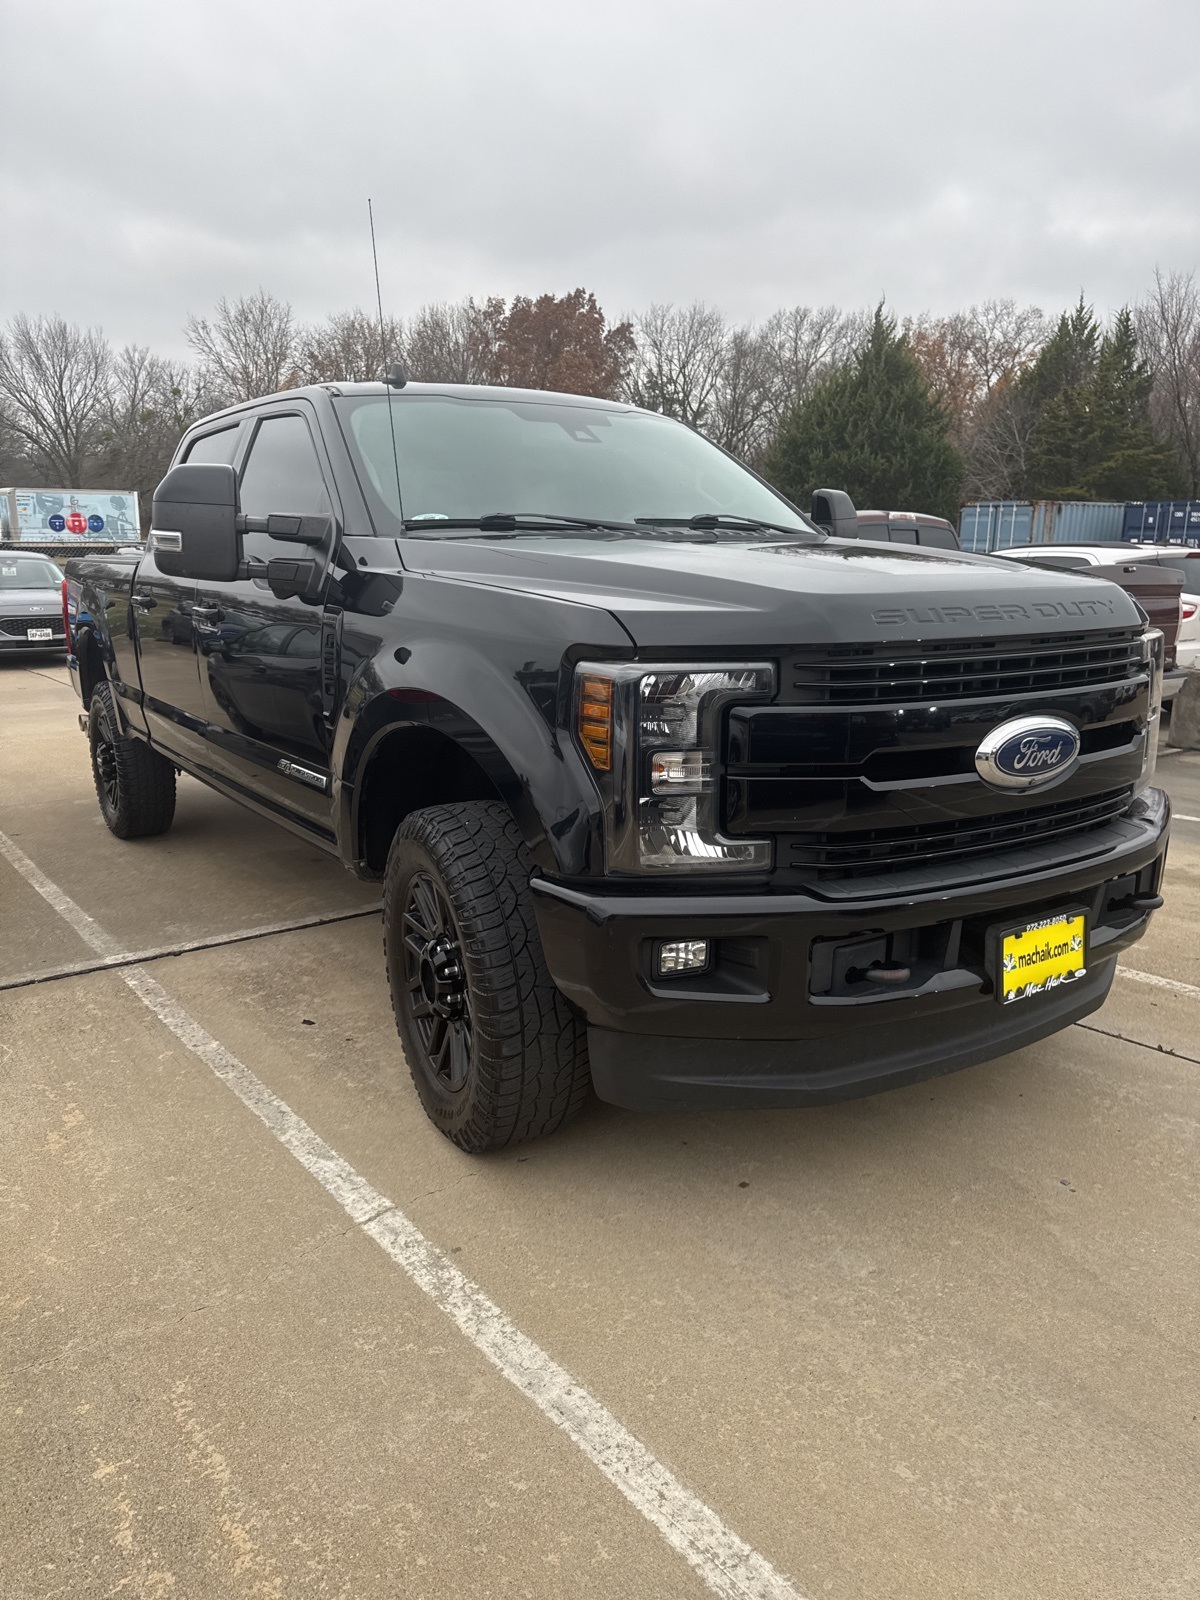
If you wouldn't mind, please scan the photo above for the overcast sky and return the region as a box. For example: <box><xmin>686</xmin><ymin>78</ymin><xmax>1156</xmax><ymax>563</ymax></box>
<box><xmin>3</xmin><ymin>0</ymin><xmax>1198</xmax><ymax>355</ymax></box>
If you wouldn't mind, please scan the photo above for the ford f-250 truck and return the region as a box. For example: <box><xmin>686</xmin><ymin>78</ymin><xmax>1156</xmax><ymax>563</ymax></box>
<box><xmin>65</xmin><ymin>381</ymin><xmax>1169</xmax><ymax>1151</ymax></box>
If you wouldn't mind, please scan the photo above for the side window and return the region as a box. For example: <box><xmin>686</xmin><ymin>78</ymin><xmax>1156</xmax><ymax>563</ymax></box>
<box><xmin>238</xmin><ymin>414</ymin><xmax>332</xmax><ymax>561</ymax></box>
<box><xmin>184</xmin><ymin>426</ymin><xmax>240</xmax><ymax>464</ymax></box>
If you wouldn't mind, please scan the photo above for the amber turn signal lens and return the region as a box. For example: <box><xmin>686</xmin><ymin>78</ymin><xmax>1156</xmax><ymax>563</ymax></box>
<box><xmin>578</xmin><ymin>674</ymin><xmax>614</xmax><ymax>771</ymax></box>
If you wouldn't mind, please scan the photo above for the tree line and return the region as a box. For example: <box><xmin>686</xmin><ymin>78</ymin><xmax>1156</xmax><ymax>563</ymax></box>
<box><xmin>1</xmin><ymin>271</ymin><xmax>1197</xmax><ymax>524</ymax></box>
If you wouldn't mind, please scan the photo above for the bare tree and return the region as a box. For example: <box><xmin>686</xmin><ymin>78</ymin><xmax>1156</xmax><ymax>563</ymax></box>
<box><xmin>961</xmin><ymin>375</ymin><xmax>1042</xmax><ymax>501</ymax></box>
<box><xmin>1137</xmin><ymin>268</ymin><xmax>1200</xmax><ymax>495</ymax></box>
<box><xmin>95</xmin><ymin>345</ymin><xmax>217</xmax><ymax>507</ymax></box>
<box><xmin>298</xmin><ymin>308</ymin><xmax>404</xmax><ymax>384</ymax></box>
<box><xmin>758</xmin><ymin>305</ymin><xmax>865</xmax><ymax>436</ymax></box>
<box><xmin>626</xmin><ymin>303</ymin><xmax>730</xmax><ymax>429</ymax></box>
<box><xmin>0</xmin><ymin>314</ymin><xmax>112</xmax><ymax>484</ymax></box>
<box><xmin>405</xmin><ymin>299</ymin><xmax>504</xmax><ymax>384</ymax></box>
<box><xmin>706</xmin><ymin>324</ymin><xmax>776</xmax><ymax>462</ymax></box>
<box><xmin>185</xmin><ymin>289</ymin><xmax>300</xmax><ymax>403</ymax></box>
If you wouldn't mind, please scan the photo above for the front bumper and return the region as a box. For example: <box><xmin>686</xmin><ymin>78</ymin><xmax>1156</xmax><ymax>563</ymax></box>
<box><xmin>532</xmin><ymin>788</ymin><xmax>1170</xmax><ymax>1111</ymax></box>
<box><xmin>0</xmin><ymin>634</ymin><xmax>66</xmax><ymax>650</ymax></box>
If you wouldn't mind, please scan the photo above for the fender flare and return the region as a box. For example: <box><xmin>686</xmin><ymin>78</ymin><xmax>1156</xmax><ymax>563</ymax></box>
<box><xmin>333</xmin><ymin>647</ymin><xmax>603</xmax><ymax>878</ymax></box>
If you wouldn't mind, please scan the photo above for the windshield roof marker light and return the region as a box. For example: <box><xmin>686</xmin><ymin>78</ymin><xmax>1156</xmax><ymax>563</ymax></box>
<box><xmin>578</xmin><ymin>674</ymin><xmax>614</xmax><ymax>771</ymax></box>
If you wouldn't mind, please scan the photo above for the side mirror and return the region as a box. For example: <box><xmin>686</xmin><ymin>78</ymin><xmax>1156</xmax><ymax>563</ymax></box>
<box><xmin>810</xmin><ymin>488</ymin><xmax>859</xmax><ymax>540</ymax></box>
<box><xmin>151</xmin><ymin>463</ymin><xmax>240</xmax><ymax>581</ymax></box>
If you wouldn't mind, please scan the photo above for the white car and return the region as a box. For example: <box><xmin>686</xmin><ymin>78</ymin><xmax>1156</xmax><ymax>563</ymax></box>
<box><xmin>995</xmin><ymin>541</ymin><xmax>1199</xmax><ymax>690</ymax></box>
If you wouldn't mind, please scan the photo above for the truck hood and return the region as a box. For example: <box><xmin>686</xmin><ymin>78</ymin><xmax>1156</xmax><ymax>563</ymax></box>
<box><xmin>396</xmin><ymin>536</ymin><xmax>1145</xmax><ymax>648</ymax></box>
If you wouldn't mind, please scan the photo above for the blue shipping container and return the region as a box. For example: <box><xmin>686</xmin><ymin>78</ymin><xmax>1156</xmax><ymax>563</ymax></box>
<box><xmin>1123</xmin><ymin>501</ymin><xmax>1200</xmax><ymax>546</ymax></box>
<box><xmin>959</xmin><ymin>500</ymin><xmax>1124</xmax><ymax>552</ymax></box>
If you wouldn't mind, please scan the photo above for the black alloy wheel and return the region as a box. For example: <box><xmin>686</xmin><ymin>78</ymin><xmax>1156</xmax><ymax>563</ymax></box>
<box><xmin>88</xmin><ymin>680</ymin><xmax>176</xmax><ymax>839</ymax></box>
<box><xmin>401</xmin><ymin>871</ymin><xmax>474</xmax><ymax>1093</ymax></box>
<box><xmin>94</xmin><ymin>716</ymin><xmax>121</xmax><ymax>813</ymax></box>
<box><xmin>383</xmin><ymin>801</ymin><xmax>591</xmax><ymax>1152</ymax></box>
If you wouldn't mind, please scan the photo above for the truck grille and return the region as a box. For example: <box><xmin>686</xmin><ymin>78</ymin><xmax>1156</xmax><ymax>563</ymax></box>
<box><xmin>788</xmin><ymin>631</ymin><xmax>1143</xmax><ymax>706</ymax></box>
<box><xmin>787</xmin><ymin>786</ymin><xmax>1134</xmax><ymax>878</ymax></box>
<box><xmin>0</xmin><ymin>616</ymin><xmax>64</xmax><ymax>638</ymax></box>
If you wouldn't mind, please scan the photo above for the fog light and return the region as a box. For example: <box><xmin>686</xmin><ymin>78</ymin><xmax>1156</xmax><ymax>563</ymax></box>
<box><xmin>655</xmin><ymin>938</ymin><xmax>711</xmax><ymax>976</ymax></box>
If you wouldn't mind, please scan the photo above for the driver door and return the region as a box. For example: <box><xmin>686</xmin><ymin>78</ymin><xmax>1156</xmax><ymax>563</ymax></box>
<box><xmin>194</xmin><ymin>406</ymin><xmax>337</xmax><ymax>830</ymax></box>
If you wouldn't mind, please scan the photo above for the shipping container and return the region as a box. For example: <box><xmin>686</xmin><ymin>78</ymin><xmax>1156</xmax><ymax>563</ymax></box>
<box><xmin>959</xmin><ymin>500</ymin><xmax>1124</xmax><ymax>552</ymax></box>
<box><xmin>1122</xmin><ymin>500</ymin><xmax>1200</xmax><ymax>546</ymax></box>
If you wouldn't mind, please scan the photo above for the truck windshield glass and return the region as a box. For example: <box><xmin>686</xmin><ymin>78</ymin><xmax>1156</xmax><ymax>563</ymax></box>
<box><xmin>0</xmin><ymin>558</ymin><xmax>62</xmax><ymax>588</ymax></box>
<box><xmin>334</xmin><ymin>393</ymin><xmax>810</xmax><ymax>535</ymax></box>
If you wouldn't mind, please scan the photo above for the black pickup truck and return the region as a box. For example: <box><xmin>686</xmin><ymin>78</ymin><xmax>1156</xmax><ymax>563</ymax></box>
<box><xmin>65</xmin><ymin>381</ymin><xmax>1169</xmax><ymax>1150</ymax></box>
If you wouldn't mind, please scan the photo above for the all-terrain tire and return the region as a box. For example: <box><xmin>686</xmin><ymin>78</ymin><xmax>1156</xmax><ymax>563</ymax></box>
<box><xmin>89</xmin><ymin>680</ymin><xmax>177</xmax><ymax>839</ymax></box>
<box><xmin>384</xmin><ymin>800</ymin><xmax>591</xmax><ymax>1152</ymax></box>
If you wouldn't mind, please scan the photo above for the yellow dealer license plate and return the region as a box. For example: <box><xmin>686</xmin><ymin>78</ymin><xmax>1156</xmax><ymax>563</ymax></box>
<box><xmin>997</xmin><ymin>912</ymin><xmax>1087</xmax><ymax>1004</ymax></box>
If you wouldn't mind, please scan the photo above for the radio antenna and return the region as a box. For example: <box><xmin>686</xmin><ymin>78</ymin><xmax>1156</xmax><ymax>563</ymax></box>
<box><xmin>368</xmin><ymin>196</ymin><xmax>404</xmax><ymax>526</ymax></box>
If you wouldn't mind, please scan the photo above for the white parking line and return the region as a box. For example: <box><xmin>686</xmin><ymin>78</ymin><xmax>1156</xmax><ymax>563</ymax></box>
<box><xmin>1116</xmin><ymin>965</ymin><xmax>1200</xmax><ymax>1001</ymax></box>
<box><xmin>0</xmin><ymin>826</ymin><xmax>806</xmax><ymax>1600</ymax></box>
<box><xmin>1173</xmin><ymin>813</ymin><xmax>1200</xmax><ymax>823</ymax></box>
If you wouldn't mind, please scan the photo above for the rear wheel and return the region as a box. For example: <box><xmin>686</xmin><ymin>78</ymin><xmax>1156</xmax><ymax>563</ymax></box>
<box><xmin>384</xmin><ymin>800</ymin><xmax>590</xmax><ymax>1151</ymax></box>
<box><xmin>89</xmin><ymin>680</ymin><xmax>176</xmax><ymax>839</ymax></box>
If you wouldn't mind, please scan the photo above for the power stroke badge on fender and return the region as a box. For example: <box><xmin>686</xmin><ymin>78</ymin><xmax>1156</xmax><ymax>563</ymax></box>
<box><xmin>975</xmin><ymin>714</ymin><xmax>1081</xmax><ymax>793</ymax></box>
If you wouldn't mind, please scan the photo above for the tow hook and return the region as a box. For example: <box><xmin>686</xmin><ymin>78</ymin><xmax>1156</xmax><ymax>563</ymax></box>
<box><xmin>77</xmin><ymin>712</ymin><xmax>89</xmax><ymax>735</ymax></box>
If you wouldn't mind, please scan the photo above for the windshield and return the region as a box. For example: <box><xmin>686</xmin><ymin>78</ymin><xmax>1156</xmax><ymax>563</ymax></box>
<box><xmin>334</xmin><ymin>393</ymin><xmax>810</xmax><ymax>535</ymax></box>
<box><xmin>0</xmin><ymin>557</ymin><xmax>63</xmax><ymax>589</ymax></box>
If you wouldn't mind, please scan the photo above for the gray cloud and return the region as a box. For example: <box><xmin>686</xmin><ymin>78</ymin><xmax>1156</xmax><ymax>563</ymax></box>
<box><xmin>3</xmin><ymin>0</ymin><xmax>1198</xmax><ymax>353</ymax></box>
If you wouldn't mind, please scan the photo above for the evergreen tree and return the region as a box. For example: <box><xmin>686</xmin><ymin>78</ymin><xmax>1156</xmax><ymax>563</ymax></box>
<box><xmin>762</xmin><ymin>307</ymin><xmax>964</xmax><ymax>523</ymax></box>
<box><xmin>1022</xmin><ymin>303</ymin><xmax>1184</xmax><ymax>499</ymax></box>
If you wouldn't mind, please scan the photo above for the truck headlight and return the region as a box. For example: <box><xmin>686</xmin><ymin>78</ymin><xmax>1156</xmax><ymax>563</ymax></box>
<box><xmin>1136</xmin><ymin>627</ymin><xmax>1164</xmax><ymax>794</ymax></box>
<box><xmin>575</xmin><ymin>662</ymin><xmax>775</xmax><ymax>873</ymax></box>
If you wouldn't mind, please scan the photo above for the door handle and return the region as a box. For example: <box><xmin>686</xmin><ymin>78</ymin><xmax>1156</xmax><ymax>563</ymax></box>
<box><xmin>131</xmin><ymin>596</ymin><xmax>157</xmax><ymax>612</ymax></box>
<box><xmin>193</xmin><ymin>605</ymin><xmax>225</xmax><ymax>623</ymax></box>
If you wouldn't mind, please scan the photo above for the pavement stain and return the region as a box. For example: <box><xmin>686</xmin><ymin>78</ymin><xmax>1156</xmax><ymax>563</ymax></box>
<box><xmin>169</xmin><ymin>1378</ymin><xmax>284</xmax><ymax>1597</ymax></box>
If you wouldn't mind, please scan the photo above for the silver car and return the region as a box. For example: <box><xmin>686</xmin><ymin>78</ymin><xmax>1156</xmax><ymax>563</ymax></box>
<box><xmin>0</xmin><ymin>552</ymin><xmax>66</xmax><ymax>651</ymax></box>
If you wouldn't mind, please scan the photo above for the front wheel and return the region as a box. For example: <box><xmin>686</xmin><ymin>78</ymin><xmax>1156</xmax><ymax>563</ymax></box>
<box><xmin>383</xmin><ymin>801</ymin><xmax>590</xmax><ymax>1152</ymax></box>
<box><xmin>89</xmin><ymin>680</ymin><xmax>176</xmax><ymax>839</ymax></box>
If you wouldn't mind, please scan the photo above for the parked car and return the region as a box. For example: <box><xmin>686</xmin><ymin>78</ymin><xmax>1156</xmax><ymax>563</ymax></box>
<box><xmin>64</xmin><ymin>385</ymin><xmax>1168</xmax><ymax>1150</ymax></box>
<box><xmin>994</xmin><ymin>544</ymin><xmax>1190</xmax><ymax>696</ymax></box>
<box><xmin>0</xmin><ymin>552</ymin><xmax>66</xmax><ymax>651</ymax></box>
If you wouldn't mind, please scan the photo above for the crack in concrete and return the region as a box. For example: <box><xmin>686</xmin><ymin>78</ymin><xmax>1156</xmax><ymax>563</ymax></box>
<box><xmin>0</xmin><ymin>907</ymin><xmax>381</xmax><ymax>993</ymax></box>
<box><xmin>1075</xmin><ymin>1019</ymin><xmax>1200</xmax><ymax>1068</ymax></box>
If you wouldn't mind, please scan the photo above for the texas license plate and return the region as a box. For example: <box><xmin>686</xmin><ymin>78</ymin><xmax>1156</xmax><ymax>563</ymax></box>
<box><xmin>26</xmin><ymin>627</ymin><xmax>53</xmax><ymax>641</ymax></box>
<box><xmin>996</xmin><ymin>911</ymin><xmax>1087</xmax><ymax>1004</ymax></box>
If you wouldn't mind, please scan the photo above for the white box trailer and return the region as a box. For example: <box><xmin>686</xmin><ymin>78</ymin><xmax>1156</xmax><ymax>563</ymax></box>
<box><xmin>1</xmin><ymin>488</ymin><xmax>141</xmax><ymax>545</ymax></box>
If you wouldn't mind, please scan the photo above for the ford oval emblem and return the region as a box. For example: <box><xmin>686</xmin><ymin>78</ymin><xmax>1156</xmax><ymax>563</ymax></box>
<box><xmin>975</xmin><ymin>715</ymin><xmax>1081</xmax><ymax>792</ymax></box>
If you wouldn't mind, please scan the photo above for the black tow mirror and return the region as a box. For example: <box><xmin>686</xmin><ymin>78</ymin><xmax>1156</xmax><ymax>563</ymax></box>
<box><xmin>810</xmin><ymin>488</ymin><xmax>859</xmax><ymax>539</ymax></box>
<box><xmin>151</xmin><ymin>463</ymin><xmax>240</xmax><ymax>581</ymax></box>
<box><xmin>241</xmin><ymin>512</ymin><xmax>332</xmax><ymax>547</ymax></box>
<box><xmin>265</xmin><ymin>558</ymin><xmax>323</xmax><ymax>602</ymax></box>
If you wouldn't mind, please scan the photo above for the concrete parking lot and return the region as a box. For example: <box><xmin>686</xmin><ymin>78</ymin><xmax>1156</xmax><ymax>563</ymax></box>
<box><xmin>3</xmin><ymin>654</ymin><xmax>1199</xmax><ymax>1600</ymax></box>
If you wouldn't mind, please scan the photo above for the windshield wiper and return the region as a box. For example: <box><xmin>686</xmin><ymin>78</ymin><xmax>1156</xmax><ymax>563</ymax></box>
<box><xmin>635</xmin><ymin>514</ymin><xmax>823</xmax><ymax>540</ymax></box>
<box><xmin>404</xmin><ymin>511</ymin><xmax>641</xmax><ymax>537</ymax></box>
